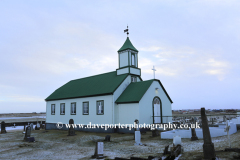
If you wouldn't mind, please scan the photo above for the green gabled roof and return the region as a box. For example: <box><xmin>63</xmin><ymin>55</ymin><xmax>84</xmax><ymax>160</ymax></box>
<box><xmin>115</xmin><ymin>80</ymin><xmax>154</xmax><ymax>104</ymax></box>
<box><xmin>45</xmin><ymin>71</ymin><xmax>128</xmax><ymax>101</ymax></box>
<box><xmin>115</xmin><ymin>79</ymin><xmax>173</xmax><ymax>104</ymax></box>
<box><xmin>118</xmin><ymin>37</ymin><xmax>138</xmax><ymax>52</ymax></box>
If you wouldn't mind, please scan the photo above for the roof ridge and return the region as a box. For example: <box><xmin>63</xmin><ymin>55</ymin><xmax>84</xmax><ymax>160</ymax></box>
<box><xmin>46</xmin><ymin>71</ymin><xmax>129</xmax><ymax>101</ymax></box>
<box><xmin>70</xmin><ymin>71</ymin><xmax>125</xmax><ymax>82</ymax></box>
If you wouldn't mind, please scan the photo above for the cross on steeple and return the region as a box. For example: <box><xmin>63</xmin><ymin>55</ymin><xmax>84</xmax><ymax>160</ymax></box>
<box><xmin>124</xmin><ymin>25</ymin><xmax>129</xmax><ymax>37</ymax></box>
<box><xmin>152</xmin><ymin>66</ymin><xmax>156</xmax><ymax>79</ymax></box>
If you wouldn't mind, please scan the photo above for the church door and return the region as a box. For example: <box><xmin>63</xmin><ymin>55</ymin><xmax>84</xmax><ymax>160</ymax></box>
<box><xmin>153</xmin><ymin>97</ymin><xmax>161</xmax><ymax>123</ymax></box>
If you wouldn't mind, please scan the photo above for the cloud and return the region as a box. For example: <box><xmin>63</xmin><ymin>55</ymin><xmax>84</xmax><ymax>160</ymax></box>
<box><xmin>205</xmin><ymin>69</ymin><xmax>224</xmax><ymax>75</ymax></box>
<box><xmin>10</xmin><ymin>22</ymin><xmax>120</xmax><ymax>76</ymax></box>
<box><xmin>139</xmin><ymin>46</ymin><xmax>161</xmax><ymax>52</ymax></box>
<box><xmin>203</xmin><ymin>58</ymin><xmax>228</xmax><ymax>68</ymax></box>
<box><xmin>21</xmin><ymin>54</ymin><xmax>91</xmax><ymax>75</ymax></box>
<box><xmin>201</xmin><ymin>58</ymin><xmax>229</xmax><ymax>80</ymax></box>
<box><xmin>139</xmin><ymin>45</ymin><xmax>230</xmax><ymax>80</ymax></box>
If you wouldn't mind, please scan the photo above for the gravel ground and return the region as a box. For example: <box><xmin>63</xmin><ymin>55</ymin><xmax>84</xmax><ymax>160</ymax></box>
<box><xmin>0</xmin><ymin>128</ymin><xmax>239</xmax><ymax>160</ymax></box>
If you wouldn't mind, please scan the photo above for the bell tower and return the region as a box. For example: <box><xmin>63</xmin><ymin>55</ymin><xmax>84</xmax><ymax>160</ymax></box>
<box><xmin>116</xmin><ymin>27</ymin><xmax>141</xmax><ymax>76</ymax></box>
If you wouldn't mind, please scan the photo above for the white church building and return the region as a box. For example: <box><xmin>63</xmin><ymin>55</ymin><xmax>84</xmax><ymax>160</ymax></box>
<box><xmin>45</xmin><ymin>36</ymin><xmax>173</xmax><ymax>133</ymax></box>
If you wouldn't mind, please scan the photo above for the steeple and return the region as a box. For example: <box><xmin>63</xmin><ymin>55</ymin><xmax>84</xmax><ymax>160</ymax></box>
<box><xmin>116</xmin><ymin>29</ymin><xmax>141</xmax><ymax>76</ymax></box>
<box><xmin>118</xmin><ymin>37</ymin><xmax>138</xmax><ymax>52</ymax></box>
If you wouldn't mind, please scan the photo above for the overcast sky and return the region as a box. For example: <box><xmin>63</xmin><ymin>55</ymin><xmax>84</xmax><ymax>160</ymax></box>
<box><xmin>0</xmin><ymin>0</ymin><xmax>240</xmax><ymax>113</ymax></box>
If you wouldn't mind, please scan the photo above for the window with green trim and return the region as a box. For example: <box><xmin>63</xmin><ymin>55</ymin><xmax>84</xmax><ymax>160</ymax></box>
<box><xmin>51</xmin><ymin>104</ymin><xmax>55</xmax><ymax>115</ymax></box>
<box><xmin>83</xmin><ymin>102</ymin><xmax>89</xmax><ymax>115</ymax></box>
<box><xmin>131</xmin><ymin>77</ymin><xmax>137</xmax><ymax>82</ymax></box>
<box><xmin>96</xmin><ymin>100</ymin><xmax>104</xmax><ymax>115</ymax></box>
<box><xmin>60</xmin><ymin>103</ymin><xmax>65</xmax><ymax>115</ymax></box>
<box><xmin>131</xmin><ymin>53</ymin><xmax>135</xmax><ymax>66</ymax></box>
<box><xmin>71</xmin><ymin>102</ymin><xmax>76</xmax><ymax>115</ymax></box>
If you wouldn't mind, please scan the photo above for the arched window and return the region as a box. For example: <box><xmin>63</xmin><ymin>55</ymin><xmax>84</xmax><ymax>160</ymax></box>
<box><xmin>132</xmin><ymin>54</ymin><xmax>135</xmax><ymax>66</ymax></box>
<box><xmin>153</xmin><ymin>97</ymin><xmax>162</xmax><ymax>123</ymax></box>
<box><xmin>154</xmin><ymin>98</ymin><xmax>160</xmax><ymax>105</ymax></box>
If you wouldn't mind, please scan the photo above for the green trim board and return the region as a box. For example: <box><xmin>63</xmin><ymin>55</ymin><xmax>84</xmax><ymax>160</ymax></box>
<box><xmin>118</xmin><ymin>37</ymin><xmax>138</xmax><ymax>52</ymax></box>
<box><xmin>137</xmin><ymin>53</ymin><xmax>138</xmax><ymax>67</ymax></box>
<box><xmin>46</xmin><ymin>93</ymin><xmax>113</xmax><ymax>101</ymax></box>
<box><xmin>115</xmin><ymin>101</ymin><xmax>139</xmax><ymax>104</ymax></box>
<box><xmin>45</xmin><ymin>71</ymin><xmax>129</xmax><ymax>101</ymax></box>
<box><xmin>118</xmin><ymin>54</ymin><xmax>120</xmax><ymax>68</ymax></box>
<box><xmin>136</xmin><ymin>75</ymin><xmax>143</xmax><ymax>81</ymax></box>
<box><xmin>115</xmin><ymin>79</ymin><xmax>173</xmax><ymax>104</ymax></box>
